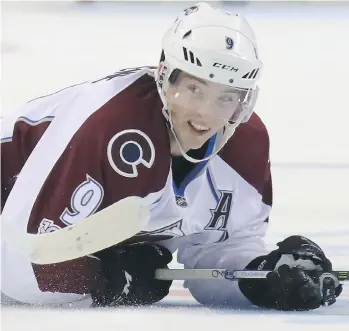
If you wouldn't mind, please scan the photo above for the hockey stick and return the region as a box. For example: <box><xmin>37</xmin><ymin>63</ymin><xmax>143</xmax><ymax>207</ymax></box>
<box><xmin>155</xmin><ymin>269</ymin><xmax>349</xmax><ymax>281</ymax></box>
<box><xmin>5</xmin><ymin>196</ymin><xmax>148</xmax><ymax>265</ymax></box>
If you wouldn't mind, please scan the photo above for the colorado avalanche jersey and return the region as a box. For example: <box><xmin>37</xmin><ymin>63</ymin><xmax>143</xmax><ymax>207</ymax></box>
<box><xmin>1</xmin><ymin>67</ymin><xmax>272</xmax><ymax>306</ymax></box>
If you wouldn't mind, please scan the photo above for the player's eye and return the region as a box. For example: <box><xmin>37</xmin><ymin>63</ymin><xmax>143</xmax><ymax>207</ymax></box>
<box><xmin>188</xmin><ymin>85</ymin><xmax>201</xmax><ymax>94</ymax></box>
<box><xmin>218</xmin><ymin>95</ymin><xmax>236</xmax><ymax>102</ymax></box>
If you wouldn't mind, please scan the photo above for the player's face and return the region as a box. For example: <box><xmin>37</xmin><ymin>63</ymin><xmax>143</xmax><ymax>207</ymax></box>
<box><xmin>166</xmin><ymin>73</ymin><xmax>242</xmax><ymax>153</ymax></box>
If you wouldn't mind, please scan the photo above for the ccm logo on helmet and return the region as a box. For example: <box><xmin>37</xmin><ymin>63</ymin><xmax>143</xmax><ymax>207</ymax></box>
<box><xmin>213</xmin><ymin>63</ymin><xmax>239</xmax><ymax>72</ymax></box>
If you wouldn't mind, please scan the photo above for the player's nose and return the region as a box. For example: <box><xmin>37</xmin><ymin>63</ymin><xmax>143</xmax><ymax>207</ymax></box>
<box><xmin>196</xmin><ymin>100</ymin><xmax>214</xmax><ymax>118</ymax></box>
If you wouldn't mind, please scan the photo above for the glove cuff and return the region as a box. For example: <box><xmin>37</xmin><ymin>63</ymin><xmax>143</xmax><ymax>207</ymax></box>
<box><xmin>244</xmin><ymin>250</ymin><xmax>280</xmax><ymax>271</ymax></box>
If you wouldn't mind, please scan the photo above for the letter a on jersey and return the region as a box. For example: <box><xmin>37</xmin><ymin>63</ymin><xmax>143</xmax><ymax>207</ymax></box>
<box><xmin>205</xmin><ymin>190</ymin><xmax>233</xmax><ymax>242</ymax></box>
<box><xmin>107</xmin><ymin>129</ymin><xmax>155</xmax><ymax>178</ymax></box>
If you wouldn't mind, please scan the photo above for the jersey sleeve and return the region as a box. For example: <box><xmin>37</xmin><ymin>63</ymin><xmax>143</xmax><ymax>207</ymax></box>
<box><xmin>6</xmin><ymin>77</ymin><xmax>170</xmax><ymax>297</ymax></box>
<box><xmin>176</xmin><ymin>113</ymin><xmax>272</xmax><ymax>307</ymax></box>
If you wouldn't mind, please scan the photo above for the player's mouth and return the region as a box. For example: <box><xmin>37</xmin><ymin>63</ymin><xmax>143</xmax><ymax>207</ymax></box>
<box><xmin>188</xmin><ymin>121</ymin><xmax>210</xmax><ymax>135</ymax></box>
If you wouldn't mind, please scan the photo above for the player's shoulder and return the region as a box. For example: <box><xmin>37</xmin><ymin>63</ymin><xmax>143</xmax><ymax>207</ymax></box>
<box><xmin>234</xmin><ymin>112</ymin><xmax>269</xmax><ymax>145</ymax></box>
<box><xmin>88</xmin><ymin>67</ymin><xmax>160</xmax><ymax>122</ymax></box>
<box><xmin>222</xmin><ymin>112</ymin><xmax>270</xmax><ymax>154</ymax></box>
<box><xmin>21</xmin><ymin>66</ymin><xmax>158</xmax><ymax>122</ymax></box>
<box><xmin>218</xmin><ymin>112</ymin><xmax>270</xmax><ymax>193</ymax></box>
<box><xmin>80</xmin><ymin>67</ymin><xmax>166</xmax><ymax>144</ymax></box>
<box><xmin>73</xmin><ymin>67</ymin><xmax>171</xmax><ymax>173</ymax></box>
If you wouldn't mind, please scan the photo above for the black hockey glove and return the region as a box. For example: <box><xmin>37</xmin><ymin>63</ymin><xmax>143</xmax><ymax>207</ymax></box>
<box><xmin>238</xmin><ymin>235</ymin><xmax>342</xmax><ymax>311</ymax></box>
<box><xmin>91</xmin><ymin>243</ymin><xmax>173</xmax><ymax>307</ymax></box>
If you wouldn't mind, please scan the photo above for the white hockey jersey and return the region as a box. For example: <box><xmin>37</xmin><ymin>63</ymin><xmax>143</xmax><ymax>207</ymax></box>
<box><xmin>1</xmin><ymin>67</ymin><xmax>272</xmax><ymax>306</ymax></box>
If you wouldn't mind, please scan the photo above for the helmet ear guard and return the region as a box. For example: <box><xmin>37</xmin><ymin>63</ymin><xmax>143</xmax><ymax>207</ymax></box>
<box><xmin>156</xmin><ymin>51</ymin><xmax>182</xmax><ymax>86</ymax></box>
<box><xmin>168</xmin><ymin>69</ymin><xmax>181</xmax><ymax>84</ymax></box>
<box><xmin>155</xmin><ymin>2</ymin><xmax>263</xmax><ymax>162</ymax></box>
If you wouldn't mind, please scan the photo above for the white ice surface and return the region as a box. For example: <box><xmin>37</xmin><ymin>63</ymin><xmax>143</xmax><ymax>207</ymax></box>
<box><xmin>1</xmin><ymin>2</ymin><xmax>349</xmax><ymax>329</ymax></box>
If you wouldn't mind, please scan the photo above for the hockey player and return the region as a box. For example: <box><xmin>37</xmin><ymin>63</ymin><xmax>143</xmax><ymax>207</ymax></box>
<box><xmin>1</xmin><ymin>3</ymin><xmax>342</xmax><ymax>310</ymax></box>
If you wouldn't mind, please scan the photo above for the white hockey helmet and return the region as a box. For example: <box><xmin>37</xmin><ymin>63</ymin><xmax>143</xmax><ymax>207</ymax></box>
<box><xmin>155</xmin><ymin>2</ymin><xmax>263</xmax><ymax>162</ymax></box>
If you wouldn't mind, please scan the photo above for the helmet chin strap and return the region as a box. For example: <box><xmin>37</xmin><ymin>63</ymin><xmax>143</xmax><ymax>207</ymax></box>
<box><xmin>168</xmin><ymin>107</ymin><xmax>248</xmax><ymax>163</ymax></box>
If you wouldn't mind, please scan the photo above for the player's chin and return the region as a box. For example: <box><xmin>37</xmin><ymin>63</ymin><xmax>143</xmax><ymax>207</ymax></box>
<box><xmin>178</xmin><ymin>128</ymin><xmax>212</xmax><ymax>151</ymax></box>
<box><xmin>188</xmin><ymin>136</ymin><xmax>211</xmax><ymax>150</ymax></box>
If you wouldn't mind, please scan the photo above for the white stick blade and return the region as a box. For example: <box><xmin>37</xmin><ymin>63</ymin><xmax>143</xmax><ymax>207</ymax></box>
<box><xmin>25</xmin><ymin>196</ymin><xmax>148</xmax><ymax>264</ymax></box>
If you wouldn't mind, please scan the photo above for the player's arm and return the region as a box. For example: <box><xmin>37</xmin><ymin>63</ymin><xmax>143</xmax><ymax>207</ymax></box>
<box><xmin>229</xmin><ymin>127</ymin><xmax>342</xmax><ymax>310</ymax></box>
<box><xmin>24</xmin><ymin>95</ymin><xmax>173</xmax><ymax>305</ymax></box>
<box><xmin>178</xmin><ymin>121</ymin><xmax>342</xmax><ymax>310</ymax></box>
<box><xmin>177</xmin><ymin>172</ymin><xmax>272</xmax><ymax>307</ymax></box>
